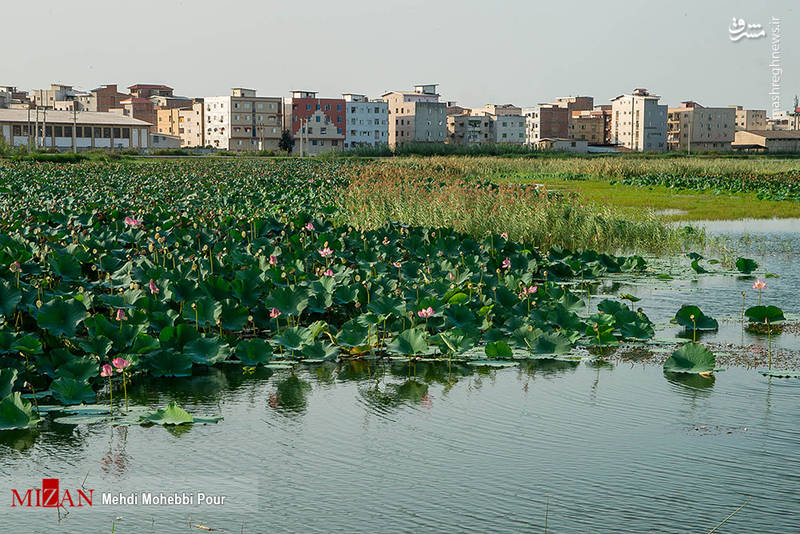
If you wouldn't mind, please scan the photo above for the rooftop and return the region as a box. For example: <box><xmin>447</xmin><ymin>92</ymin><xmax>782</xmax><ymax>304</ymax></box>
<box><xmin>0</xmin><ymin>109</ymin><xmax>152</xmax><ymax>126</ymax></box>
<box><xmin>739</xmin><ymin>130</ymin><xmax>800</xmax><ymax>139</ymax></box>
<box><xmin>128</xmin><ymin>84</ymin><xmax>172</xmax><ymax>90</ymax></box>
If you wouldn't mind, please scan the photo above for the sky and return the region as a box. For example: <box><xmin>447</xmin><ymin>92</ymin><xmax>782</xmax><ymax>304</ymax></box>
<box><xmin>2</xmin><ymin>0</ymin><xmax>797</xmax><ymax>113</ymax></box>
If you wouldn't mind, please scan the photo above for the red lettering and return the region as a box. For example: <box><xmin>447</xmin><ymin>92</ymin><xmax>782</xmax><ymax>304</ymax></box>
<box><xmin>59</xmin><ymin>490</ymin><xmax>75</xmax><ymax>508</ymax></box>
<box><xmin>11</xmin><ymin>489</ymin><xmax>32</xmax><ymax>507</ymax></box>
<box><xmin>76</xmin><ymin>489</ymin><xmax>93</xmax><ymax>507</ymax></box>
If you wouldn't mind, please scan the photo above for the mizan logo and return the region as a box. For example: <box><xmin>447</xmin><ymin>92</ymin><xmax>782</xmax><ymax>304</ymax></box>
<box><xmin>11</xmin><ymin>479</ymin><xmax>94</xmax><ymax>508</ymax></box>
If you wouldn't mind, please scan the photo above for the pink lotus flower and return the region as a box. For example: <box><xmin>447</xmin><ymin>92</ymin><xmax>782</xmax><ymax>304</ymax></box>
<box><xmin>148</xmin><ymin>279</ymin><xmax>159</xmax><ymax>295</ymax></box>
<box><xmin>124</xmin><ymin>216</ymin><xmax>142</xmax><ymax>228</ymax></box>
<box><xmin>323</xmin><ymin>269</ymin><xmax>333</xmax><ymax>277</ymax></box>
<box><xmin>382</xmin><ymin>237</ymin><xmax>390</xmax><ymax>245</ymax></box>
<box><xmin>527</xmin><ymin>285</ymin><xmax>537</xmax><ymax>295</ymax></box>
<box><xmin>417</xmin><ymin>307</ymin><xmax>434</xmax><ymax>319</ymax></box>
<box><xmin>270</xmin><ymin>307</ymin><xmax>282</xmax><ymax>318</ymax></box>
<box><xmin>9</xmin><ymin>261</ymin><xmax>21</xmax><ymax>273</ymax></box>
<box><xmin>269</xmin><ymin>255</ymin><xmax>278</xmax><ymax>266</ymax></box>
<box><xmin>393</xmin><ymin>261</ymin><xmax>402</xmax><ymax>268</ymax></box>
<box><xmin>112</xmin><ymin>357</ymin><xmax>130</xmax><ymax>372</ymax></box>
<box><xmin>100</xmin><ymin>364</ymin><xmax>113</xmax><ymax>378</ymax></box>
<box><xmin>318</xmin><ymin>247</ymin><xmax>333</xmax><ymax>258</ymax></box>
<box><xmin>501</xmin><ymin>232</ymin><xmax>508</xmax><ymax>240</ymax></box>
<box><xmin>305</xmin><ymin>222</ymin><xmax>315</xmax><ymax>231</ymax></box>
<box><xmin>502</xmin><ymin>258</ymin><xmax>511</xmax><ymax>270</ymax></box>
<box><xmin>753</xmin><ymin>279</ymin><xmax>766</xmax><ymax>290</ymax></box>
<box><xmin>115</xmin><ymin>309</ymin><xmax>126</xmax><ymax>321</ymax></box>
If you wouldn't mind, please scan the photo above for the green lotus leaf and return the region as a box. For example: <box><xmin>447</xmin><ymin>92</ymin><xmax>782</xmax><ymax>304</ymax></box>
<box><xmin>663</xmin><ymin>342</ymin><xmax>716</xmax><ymax>374</ymax></box>
<box><xmin>55</xmin><ymin>356</ymin><xmax>99</xmax><ymax>382</ymax></box>
<box><xmin>159</xmin><ymin>323</ymin><xmax>200</xmax><ymax>350</ymax></box>
<box><xmin>690</xmin><ymin>259</ymin><xmax>707</xmax><ymax>274</ymax></box>
<box><xmin>182</xmin><ymin>297</ymin><xmax>222</xmax><ymax>328</ymax></box>
<box><xmin>147</xmin><ymin>350</ymin><xmax>193</xmax><ymax>377</ymax></box>
<box><xmin>336</xmin><ymin>322</ymin><xmax>371</xmax><ymax>348</ymax></box>
<box><xmin>36</xmin><ymin>298</ymin><xmax>87</xmax><ymax>338</ymax></box>
<box><xmin>235</xmin><ymin>339</ymin><xmax>273</xmax><ymax>366</ymax></box>
<box><xmin>735</xmin><ymin>257</ymin><xmax>758</xmax><ymax>274</ymax></box>
<box><xmin>744</xmin><ymin>305</ymin><xmax>785</xmax><ymax>324</ymax></box>
<box><xmin>299</xmin><ymin>341</ymin><xmax>339</xmax><ymax>361</ymax></box>
<box><xmin>183</xmin><ymin>337</ymin><xmax>231</xmax><ymax>365</ymax></box>
<box><xmin>0</xmin><ymin>392</ymin><xmax>41</xmax><ymax>431</ymax></box>
<box><xmin>0</xmin><ymin>281</ymin><xmax>22</xmax><ymax>317</ymax></box>
<box><xmin>431</xmin><ymin>329</ymin><xmax>475</xmax><ymax>355</ymax></box>
<box><xmin>0</xmin><ymin>368</ymin><xmax>18</xmax><ymax>398</ymax></box>
<box><xmin>484</xmin><ymin>340</ymin><xmax>513</xmax><ymax>359</ymax></box>
<box><xmin>274</xmin><ymin>326</ymin><xmax>313</xmax><ymax>351</ymax></box>
<box><xmin>265</xmin><ymin>287</ymin><xmax>309</xmax><ymax>317</ymax></box>
<box><xmin>673</xmin><ymin>305</ymin><xmax>718</xmax><ymax>331</ymax></box>
<box><xmin>385</xmin><ymin>328</ymin><xmax>433</xmax><ymax>355</ymax></box>
<box><xmin>220</xmin><ymin>299</ymin><xmax>250</xmax><ymax>331</ymax></box>
<box><xmin>10</xmin><ymin>334</ymin><xmax>43</xmax><ymax>355</ymax></box>
<box><xmin>140</xmin><ymin>401</ymin><xmax>194</xmax><ymax>426</ymax></box>
<box><xmin>467</xmin><ymin>360</ymin><xmax>518</xmax><ymax>368</ymax></box>
<box><xmin>78</xmin><ymin>335</ymin><xmax>113</xmax><ymax>357</ymax></box>
<box><xmin>51</xmin><ymin>377</ymin><xmax>96</xmax><ymax>405</ymax></box>
<box><xmin>48</xmin><ymin>254</ymin><xmax>82</xmax><ymax>281</ymax></box>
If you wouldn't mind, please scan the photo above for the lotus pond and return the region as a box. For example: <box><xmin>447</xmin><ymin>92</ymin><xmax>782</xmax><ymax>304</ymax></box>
<box><xmin>0</xmin><ymin>159</ymin><xmax>798</xmax><ymax>532</ymax></box>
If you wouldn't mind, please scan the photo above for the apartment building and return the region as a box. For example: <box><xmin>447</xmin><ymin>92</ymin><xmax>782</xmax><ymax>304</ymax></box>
<box><xmin>129</xmin><ymin>84</ymin><xmax>174</xmax><ymax>99</ymax></box>
<box><xmin>0</xmin><ymin>109</ymin><xmax>151</xmax><ymax>150</ymax></box>
<box><xmin>284</xmin><ymin>91</ymin><xmax>345</xmax><ymax>155</ymax></box>
<box><xmin>667</xmin><ymin>102</ymin><xmax>735</xmax><ymax>151</ymax></box>
<box><xmin>0</xmin><ymin>86</ymin><xmax>30</xmax><ymax>109</ymax></box>
<box><xmin>157</xmin><ymin>99</ymin><xmax>205</xmax><ymax>147</ymax></box>
<box><xmin>594</xmin><ymin>105</ymin><xmax>613</xmax><ymax>144</ymax></box>
<box><xmin>205</xmin><ymin>88</ymin><xmax>282</xmax><ymax>151</ymax></box>
<box><xmin>32</xmin><ymin>84</ymin><xmax>77</xmax><ymax>109</ymax></box>
<box><xmin>342</xmin><ymin>93</ymin><xmax>388</xmax><ymax>148</ymax></box>
<box><xmin>555</xmin><ymin>96</ymin><xmax>594</xmax><ymax>114</ymax></box>
<box><xmin>383</xmin><ymin>84</ymin><xmax>446</xmax><ymax>148</ymax></box>
<box><xmin>768</xmin><ymin>110</ymin><xmax>800</xmax><ymax>131</ymax></box>
<box><xmin>447</xmin><ymin>112</ymin><xmax>494</xmax><ymax>145</ymax></box>
<box><xmin>729</xmin><ymin>106</ymin><xmax>767</xmax><ymax>131</ymax></box>
<box><xmin>524</xmin><ymin>104</ymin><xmax>568</xmax><ymax>146</ymax></box>
<box><xmin>493</xmin><ymin>112</ymin><xmax>525</xmax><ymax>144</ymax></box>
<box><xmin>610</xmin><ymin>88</ymin><xmax>667</xmax><ymax>151</ymax></box>
<box><xmin>109</xmin><ymin>97</ymin><xmax>157</xmax><ymax>131</ymax></box>
<box><xmin>569</xmin><ymin>110</ymin><xmax>605</xmax><ymax>144</ymax></box>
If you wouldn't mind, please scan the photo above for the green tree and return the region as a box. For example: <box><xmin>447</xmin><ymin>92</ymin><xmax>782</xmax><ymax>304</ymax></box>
<box><xmin>279</xmin><ymin>130</ymin><xmax>295</xmax><ymax>154</ymax></box>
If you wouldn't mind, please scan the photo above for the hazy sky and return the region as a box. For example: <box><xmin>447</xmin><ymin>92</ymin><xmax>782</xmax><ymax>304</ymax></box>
<box><xmin>3</xmin><ymin>0</ymin><xmax>797</xmax><ymax>113</ymax></box>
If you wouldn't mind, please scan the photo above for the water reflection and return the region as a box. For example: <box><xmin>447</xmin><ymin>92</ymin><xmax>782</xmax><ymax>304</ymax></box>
<box><xmin>664</xmin><ymin>371</ymin><xmax>716</xmax><ymax>393</ymax></box>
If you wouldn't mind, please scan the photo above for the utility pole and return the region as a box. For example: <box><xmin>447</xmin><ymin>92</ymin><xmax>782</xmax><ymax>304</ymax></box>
<box><xmin>42</xmin><ymin>108</ymin><xmax>47</xmax><ymax>150</ymax></box>
<box><xmin>26</xmin><ymin>108</ymin><xmax>31</xmax><ymax>150</ymax></box>
<box><xmin>72</xmin><ymin>107</ymin><xmax>77</xmax><ymax>153</ymax></box>
<box><xmin>687</xmin><ymin>114</ymin><xmax>692</xmax><ymax>156</ymax></box>
<box><xmin>34</xmin><ymin>107</ymin><xmax>39</xmax><ymax>149</ymax></box>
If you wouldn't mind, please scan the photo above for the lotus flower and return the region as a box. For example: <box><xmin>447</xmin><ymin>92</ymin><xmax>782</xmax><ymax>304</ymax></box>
<box><xmin>753</xmin><ymin>279</ymin><xmax>766</xmax><ymax>290</ymax></box>
<box><xmin>9</xmin><ymin>261</ymin><xmax>21</xmax><ymax>273</ymax></box>
<box><xmin>382</xmin><ymin>237</ymin><xmax>390</xmax><ymax>245</ymax></box>
<box><xmin>112</xmin><ymin>358</ymin><xmax>130</xmax><ymax>372</ymax></box>
<box><xmin>393</xmin><ymin>261</ymin><xmax>402</xmax><ymax>268</ymax></box>
<box><xmin>527</xmin><ymin>285</ymin><xmax>537</xmax><ymax>295</ymax></box>
<box><xmin>417</xmin><ymin>307</ymin><xmax>434</xmax><ymax>319</ymax></box>
<box><xmin>502</xmin><ymin>258</ymin><xmax>511</xmax><ymax>270</ymax></box>
<box><xmin>501</xmin><ymin>232</ymin><xmax>508</xmax><ymax>240</ymax></box>
<box><xmin>270</xmin><ymin>307</ymin><xmax>282</xmax><ymax>318</ymax></box>
<box><xmin>323</xmin><ymin>269</ymin><xmax>333</xmax><ymax>277</ymax></box>
<box><xmin>100</xmin><ymin>364</ymin><xmax>113</xmax><ymax>378</ymax></box>
<box><xmin>318</xmin><ymin>247</ymin><xmax>333</xmax><ymax>258</ymax></box>
<box><xmin>269</xmin><ymin>255</ymin><xmax>278</xmax><ymax>266</ymax></box>
<box><xmin>115</xmin><ymin>309</ymin><xmax>126</xmax><ymax>321</ymax></box>
<box><xmin>148</xmin><ymin>279</ymin><xmax>159</xmax><ymax>295</ymax></box>
<box><xmin>305</xmin><ymin>222</ymin><xmax>315</xmax><ymax>231</ymax></box>
<box><xmin>124</xmin><ymin>216</ymin><xmax>142</xmax><ymax>228</ymax></box>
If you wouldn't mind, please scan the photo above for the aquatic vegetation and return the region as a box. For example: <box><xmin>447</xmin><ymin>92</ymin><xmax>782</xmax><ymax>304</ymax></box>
<box><xmin>673</xmin><ymin>305</ymin><xmax>719</xmax><ymax>332</ymax></box>
<box><xmin>0</xmin><ymin>392</ymin><xmax>41</xmax><ymax>430</ymax></box>
<box><xmin>735</xmin><ymin>257</ymin><xmax>758</xmax><ymax>274</ymax></box>
<box><xmin>663</xmin><ymin>343</ymin><xmax>716</xmax><ymax>375</ymax></box>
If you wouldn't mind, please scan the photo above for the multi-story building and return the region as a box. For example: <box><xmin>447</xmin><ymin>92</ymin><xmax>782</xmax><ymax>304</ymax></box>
<box><xmin>109</xmin><ymin>97</ymin><xmax>157</xmax><ymax>131</ymax></box>
<box><xmin>0</xmin><ymin>86</ymin><xmax>30</xmax><ymax>109</ymax></box>
<box><xmin>446</xmin><ymin>104</ymin><xmax>525</xmax><ymax>145</ymax></box>
<box><xmin>205</xmin><ymin>88</ymin><xmax>282</xmax><ymax>151</ymax></box>
<box><xmin>150</xmin><ymin>94</ymin><xmax>194</xmax><ymax>111</ymax></box>
<box><xmin>383</xmin><ymin>84</ymin><xmax>447</xmax><ymax>148</ymax></box>
<box><xmin>610</xmin><ymin>88</ymin><xmax>667</xmax><ymax>151</ymax></box>
<box><xmin>492</xmin><ymin>111</ymin><xmax>526</xmax><ymax>144</ymax></box>
<box><xmin>555</xmin><ymin>96</ymin><xmax>594</xmax><ymax>114</ymax></box>
<box><xmin>768</xmin><ymin>110</ymin><xmax>800</xmax><ymax>131</ymax></box>
<box><xmin>568</xmin><ymin>110</ymin><xmax>605</xmax><ymax>144</ymax></box>
<box><xmin>342</xmin><ymin>93</ymin><xmax>388</xmax><ymax>149</ymax></box>
<box><xmin>730</xmin><ymin>106</ymin><xmax>767</xmax><ymax>131</ymax></box>
<box><xmin>128</xmin><ymin>84</ymin><xmax>174</xmax><ymax>100</ymax></box>
<box><xmin>667</xmin><ymin>102</ymin><xmax>735</xmax><ymax>152</ymax></box>
<box><xmin>32</xmin><ymin>84</ymin><xmax>79</xmax><ymax>109</ymax></box>
<box><xmin>157</xmin><ymin>99</ymin><xmax>205</xmax><ymax>147</ymax></box>
<box><xmin>594</xmin><ymin>105</ymin><xmax>613</xmax><ymax>144</ymax></box>
<box><xmin>284</xmin><ymin>91</ymin><xmax>345</xmax><ymax>155</ymax></box>
<box><xmin>447</xmin><ymin>111</ymin><xmax>494</xmax><ymax>145</ymax></box>
<box><xmin>524</xmin><ymin>104</ymin><xmax>568</xmax><ymax>146</ymax></box>
<box><xmin>0</xmin><ymin>109</ymin><xmax>151</xmax><ymax>151</ymax></box>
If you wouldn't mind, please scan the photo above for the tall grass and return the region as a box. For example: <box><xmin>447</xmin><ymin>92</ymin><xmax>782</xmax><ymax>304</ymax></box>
<box><xmin>337</xmin><ymin>161</ymin><xmax>691</xmax><ymax>254</ymax></box>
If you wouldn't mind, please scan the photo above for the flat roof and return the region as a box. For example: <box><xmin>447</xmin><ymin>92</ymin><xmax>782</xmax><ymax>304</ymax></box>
<box><xmin>739</xmin><ymin>130</ymin><xmax>800</xmax><ymax>139</ymax></box>
<box><xmin>0</xmin><ymin>109</ymin><xmax>152</xmax><ymax>126</ymax></box>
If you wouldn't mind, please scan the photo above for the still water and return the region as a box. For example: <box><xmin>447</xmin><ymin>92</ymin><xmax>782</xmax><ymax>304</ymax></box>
<box><xmin>1</xmin><ymin>220</ymin><xmax>799</xmax><ymax>533</ymax></box>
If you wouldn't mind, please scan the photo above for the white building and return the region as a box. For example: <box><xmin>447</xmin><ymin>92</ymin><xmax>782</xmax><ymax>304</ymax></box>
<box><xmin>0</xmin><ymin>109</ymin><xmax>151</xmax><ymax>150</ymax></box>
<box><xmin>492</xmin><ymin>113</ymin><xmax>526</xmax><ymax>144</ymax></box>
<box><xmin>149</xmin><ymin>132</ymin><xmax>181</xmax><ymax>150</ymax></box>
<box><xmin>610</xmin><ymin>88</ymin><xmax>667</xmax><ymax>151</ymax></box>
<box><xmin>204</xmin><ymin>88</ymin><xmax>282</xmax><ymax>151</ymax></box>
<box><xmin>342</xmin><ymin>93</ymin><xmax>388</xmax><ymax>148</ymax></box>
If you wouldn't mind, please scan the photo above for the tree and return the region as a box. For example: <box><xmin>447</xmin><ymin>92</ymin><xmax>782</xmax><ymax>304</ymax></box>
<box><xmin>279</xmin><ymin>130</ymin><xmax>295</xmax><ymax>154</ymax></box>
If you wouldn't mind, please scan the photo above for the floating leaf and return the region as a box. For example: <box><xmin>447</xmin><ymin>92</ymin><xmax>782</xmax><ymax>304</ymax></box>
<box><xmin>735</xmin><ymin>257</ymin><xmax>758</xmax><ymax>274</ymax></box>
<box><xmin>663</xmin><ymin>343</ymin><xmax>716</xmax><ymax>374</ymax></box>
<box><xmin>140</xmin><ymin>401</ymin><xmax>194</xmax><ymax>426</ymax></box>
<box><xmin>673</xmin><ymin>305</ymin><xmax>718</xmax><ymax>331</ymax></box>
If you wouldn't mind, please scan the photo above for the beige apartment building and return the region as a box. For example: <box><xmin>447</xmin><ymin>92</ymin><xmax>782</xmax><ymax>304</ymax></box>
<box><xmin>729</xmin><ymin>106</ymin><xmax>767</xmax><ymax>131</ymax></box>
<box><xmin>611</xmin><ymin>88</ymin><xmax>667</xmax><ymax>151</ymax></box>
<box><xmin>523</xmin><ymin>104</ymin><xmax>568</xmax><ymax>146</ymax></box>
<box><xmin>446</xmin><ymin>104</ymin><xmax>525</xmax><ymax>145</ymax></box>
<box><xmin>447</xmin><ymin>112</ymin><xmax>494</xmax><ymax>145</ymax></box>
<box><xmin>157</xmin><ymin>99</ymin><xmax>205</xmax><ymax>147</ymax></box>
<box><xmin>205</xmin><ymin>88</ymin><xmax>282</xmax><ymax>151</ymax></box>
<box><xmin>383</xmin><ymin>84</ymin><xmax>446</xmax><ymax>148</ymax></box>
<box><xmin>555</xmin><ymin>96</ymin><xmax>594</xmax><ymax>114</ymax></box>
<box><xmin>667</xmin><ymin>102</ymin><xmax>735</xmax><ymax>151</ymax></box>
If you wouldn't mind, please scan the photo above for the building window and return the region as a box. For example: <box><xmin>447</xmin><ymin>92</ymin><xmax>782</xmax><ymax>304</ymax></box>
<box><xmin>103</xmin><ymin>128</ymin><xmax>111</xmax><ymax>138</ymax></box>
<box><xmin>113</xmin><ymin>127</ymin><xmax>121</xmax><ymax>138</ymax></box>
<box><xmin>122</xmin><ymin>128</ymin><xmax>130</xmax><ymax>138</ymax></box>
